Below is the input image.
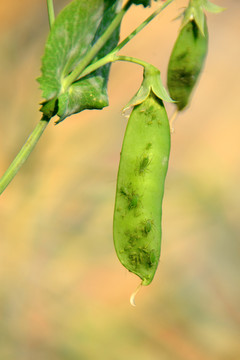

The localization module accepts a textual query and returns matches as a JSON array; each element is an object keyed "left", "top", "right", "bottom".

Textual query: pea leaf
[
  {"left": 56, "top": 0, "right": 121, "bottom": 122},
  {"left": 38, "top": 0, "right": 121, "bottom": 122},
  {"left": 39, "top": 0, "right": 103, "bottom": 100}
]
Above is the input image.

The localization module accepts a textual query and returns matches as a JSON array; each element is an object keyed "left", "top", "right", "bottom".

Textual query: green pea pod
[
  {"left": 167, "top": 17, "right": 208, "bottom": 110},
  {"left": 113, "top": 92, "right": 170, "bottom": 287}
]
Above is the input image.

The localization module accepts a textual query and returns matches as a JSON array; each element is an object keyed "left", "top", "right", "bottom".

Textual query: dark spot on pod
[
  {"left": 139, "top": 156, "right": 151, "bottom": 175},
  {"left": 128, "top": 247, "right": 157, "bottom": 270},
  {"left": 119, "top": 185, "right": 140, "bottom": 210},
  {"left": 141, "top": 219, "right": 154, "bottom": 236},
  {"left": 128, "top": 194, "right": 139, "bottom": 209},
  {"left": 145, "top": 143, "right": 152, "bottom": 150}
]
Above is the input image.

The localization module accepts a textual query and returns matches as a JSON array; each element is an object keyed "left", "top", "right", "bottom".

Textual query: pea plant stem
[
  {"left": 116, "top": 55, "right": 153, "bottom": 68},
  {"left": 76, "top": 0, "right": 175, "bottom": 81},
  {"left": 62, "top": 0, "right": 133, "bottom": 91},
  {"left": 0, "top": 119, "right": 49, "bottom": 195},
  {"left": 113, "top": 0, "right": 175, "bottom": 54},
  {"left": 79, "top": 54, "right": 150, "bottom": 80},
  {"left": 46, "top": 0, "right": 55, "bottom": 28}
]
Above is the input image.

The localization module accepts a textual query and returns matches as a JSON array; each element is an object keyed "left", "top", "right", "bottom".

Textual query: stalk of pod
[{"left": 113, "top": 90, "right": 171, "bottom": 296}]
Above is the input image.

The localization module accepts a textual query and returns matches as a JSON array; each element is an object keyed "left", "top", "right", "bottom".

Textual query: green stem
[
  {"left": 80, "top": 54, "right": 151, "bottom": 80},
  {"left": 75, "top": 0, "right": 175, "bottom": 81},
  {"left": 46, "top": 0, "right": 55, "bottom": 28},
  {"left": 0, "top": 1, "right": 55, "bottom": 195},
  {"left": 111, "top": 0, "right": 175, "bottom": 53},
  {"left": 0, "top": 119, "right": 50, "bottom": 195},
  {"left": 62, "top": 0, "right": 132, "bottom": 91},
  {"left": 116, "top": 55, "right": 151, "bottom": 68}
]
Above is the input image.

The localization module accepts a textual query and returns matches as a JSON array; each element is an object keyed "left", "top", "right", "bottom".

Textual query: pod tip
[{"left": 130, "top": 281, "right": 143, "bottom": 307}]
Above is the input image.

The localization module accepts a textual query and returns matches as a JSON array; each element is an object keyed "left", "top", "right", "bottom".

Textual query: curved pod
[{"left": 113, "top": 92, "right": 170, "bottom": 286}]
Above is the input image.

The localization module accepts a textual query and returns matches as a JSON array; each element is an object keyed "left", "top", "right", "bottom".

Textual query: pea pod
[
  {"left": 113, "top": 91, "right": 170, "bottom": 287},
  {"left": 167, "top": 16, "right": 208, "bottom": 110}
]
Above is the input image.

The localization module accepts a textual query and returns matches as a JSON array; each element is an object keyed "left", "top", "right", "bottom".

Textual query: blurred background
[{"left": 0, "top": 0, "right": 239, "bottom": 359}]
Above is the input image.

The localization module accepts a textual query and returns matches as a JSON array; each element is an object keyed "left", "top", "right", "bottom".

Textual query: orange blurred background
[{"left": 0, "top": 1, "right": 239, "bottom": 359}]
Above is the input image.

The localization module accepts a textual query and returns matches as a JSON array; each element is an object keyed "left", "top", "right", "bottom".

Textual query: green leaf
[
  {"left": 40, "top": 98, "right": 58, "bottom": 120},
  {"left": 39, "top": 0, "right": 122, "bottom": 122},
  {"left": 56, "top": 74, "right": 109, "bottom": 122},
  {"left": 56, "top": 0, "right": 122, "bottom": 122},
  {"left": 39, "top": 0, "right": 103, "bottom": 100}
]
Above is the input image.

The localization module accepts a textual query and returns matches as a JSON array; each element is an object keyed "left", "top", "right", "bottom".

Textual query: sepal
[{"left": 123, "top": 65, "right": 173, "bottom": 111}]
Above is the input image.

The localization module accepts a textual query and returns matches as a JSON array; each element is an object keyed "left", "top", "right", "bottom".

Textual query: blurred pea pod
[
  {"left": 167, "top": 16, "right": 208, "bottom": 111},
  {"left": 167, "top": 0, "right": 224, "bottom": 111}
]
